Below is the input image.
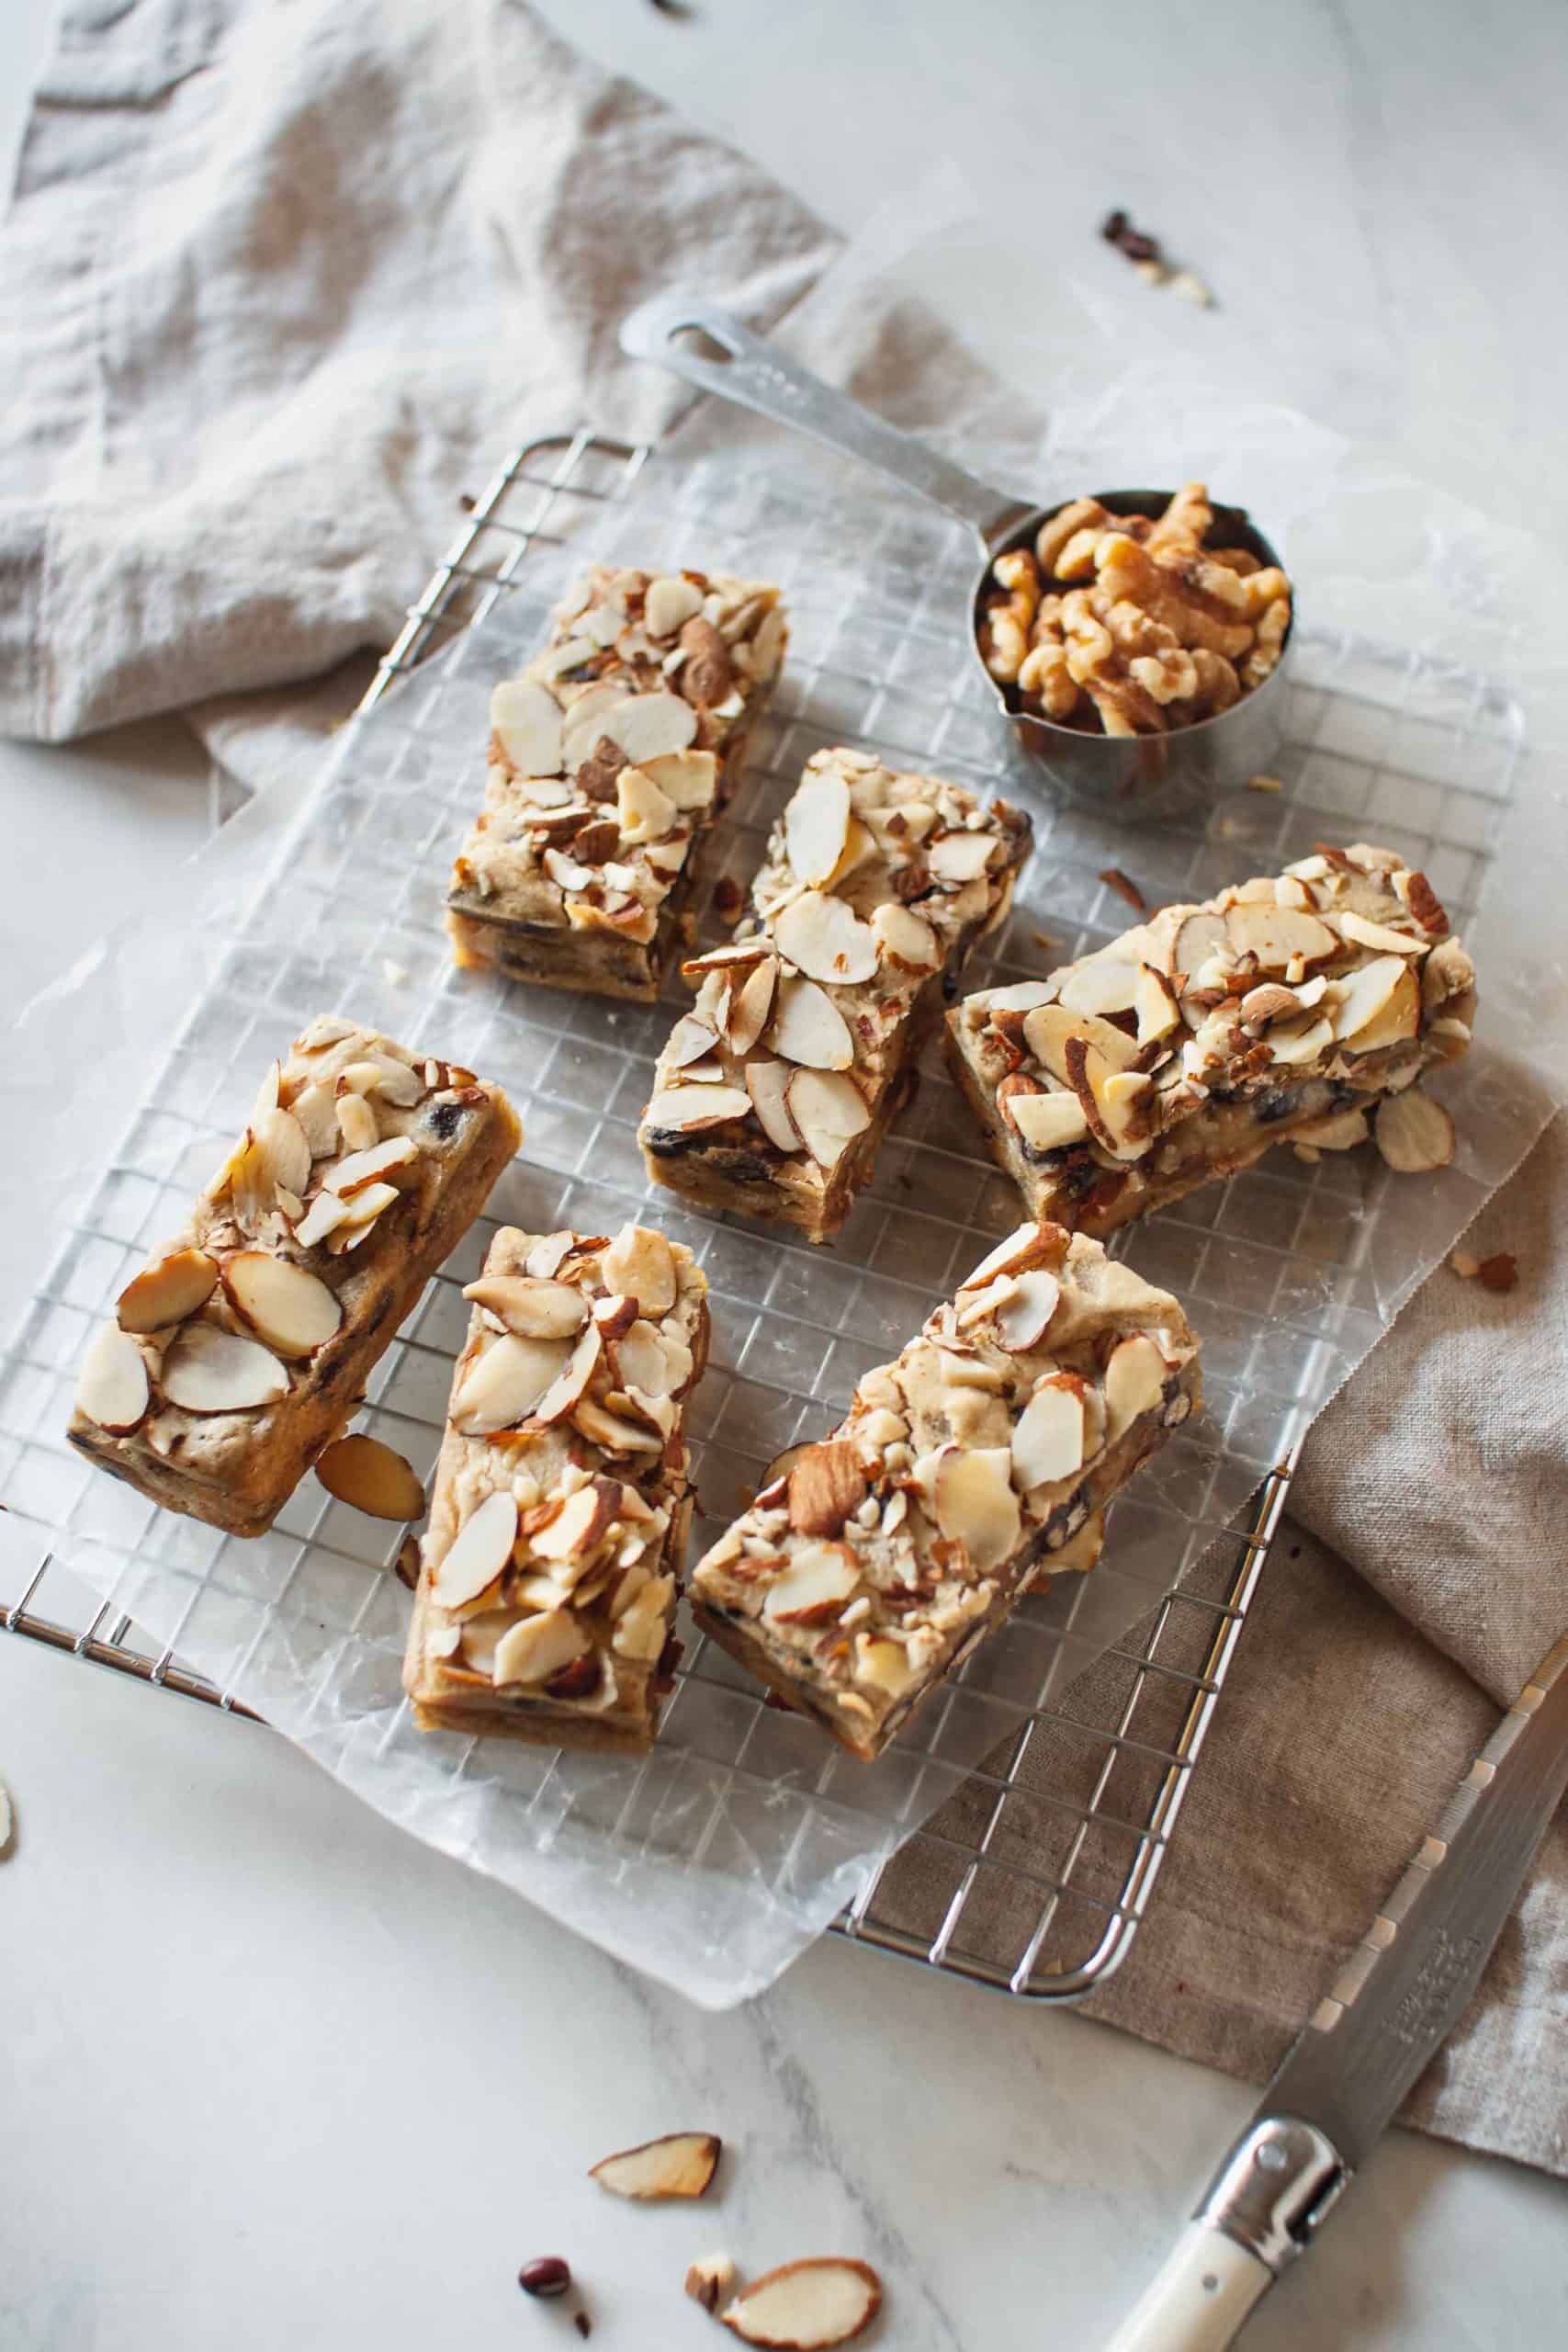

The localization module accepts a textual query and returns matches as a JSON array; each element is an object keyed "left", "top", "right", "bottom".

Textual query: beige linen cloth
[{"left": 3, "top": 0, "right": 1564, "bottom": 2173}]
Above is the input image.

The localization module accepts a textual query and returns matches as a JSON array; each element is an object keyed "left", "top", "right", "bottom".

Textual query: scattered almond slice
[
  {"left": 1103, "top": 1334, "right": 1168, "bottom": 1443},
  {"left": 590, "top": 2132, "right": 721, "bottom": 2202},
  {"left": 784, "top": 769, "right": 853, "bottom": 887},
  {"left": 462, "top": 1275, "right": 587, "bottom": 1340},
  {"left": 491, "top": 679, "right": 564, "bottom": 776},
  {"left": 1011, "top": 1376, "right": 1085, "bottom": 1489},
  {"left": 932, "top": 1446, "right": 1020, "bottom": 1571},
  {"left": 720, "top": 2257, "right": 882, "bottom": 2349},
  {"left": 525, "top": 1324, "right": 603, "bottom": 1427},
  {"left": 784, "top": 1070, "right": 871, "bottom": 1170},
  {"left": 1290, "top": 1107, "right": 1369, "bottom": 1153},
  {"left": 452, "top": 1333, "right": 572, "bottom": 1434},
  {"left": 289, "top": 1081, "right": 341, "bottom": 1158},
  {"left": 1224, "top": 902, "right": 1337, "bottom": 968},
  {"left": 1058, "top": 957, "right": 1140, "bottom": 1018},
  {"left": 315, "top": 1434, "right": 425, "bottom": 1520},
  {"left": 1023, "top": 1001, "right": 1140, "bottom": 1080},
  {"left": 602, "top": 1225, "right": 677, "bottom": 1317},
  {"left": 615, "top": 763, "right": 677, "bottom": 845},
  {"left": 335, "top": 1091, "right": 380, "bottom": 1154},
  {"left": 1374, "top": 1089, "right": 1456, "bottom": 1173},
  {"left": 929, "top": 830, "right": 996, "bottom": 884},
  {"left": 1006, "top": 1090, "right": 1090, "bottom": 1153},
  {"left": 666, "top": 1014, "right": 721, "bottom": 1071},
  {"left": 745, "top": 1061, "right": 803, "bottom": 1154},
  {"left": 160, "top": 1324, "right": 290, "bottom": 1415},
  {"left": 993, "top": 1269, "right": 1061, "bottom": 1352},
  {"left": 1337, "top": 910, "right": 1424, "bottom": 956},
  {"left": 959, "top": 1225, "right": 1062, "bottom": 1291},
  {"left": 727, "top": 956, "right": 780, "bottom": 1057},
  {"left": 763, "top": 1542, "right": 860, "bottom": 1624},
  {"left": 770, "top": 977, "right": 853, "bottom": 1072},
  {"left": 75, "top": 1324, "right": 151, "bottom": 1433},
  {"left": 293, "top": 1190, "right": 353, "bottom": 1249},
  {"left": 324, "top": 1136, "right": 419, "bottom": 1195},
  {"left": 434, "top": 1489, "right": 517, "bottom": 1612},
  {"left": 641, "top": 746, "right": 718, "bottom": 811},
  {"left": 645, "top": 575, "right": 705, "bottom": 638},
  {"left": 604, "top": 691, "right": 698, "bottom": 765},
  {"left": 254, "top": 1105, "right": 312, "bottom": 1198},
  {"left": 870, "top": 900, "right": 940, "bottom": 971},
  {"left": 773, "top": 893, "right": 878, "bottom": 987},
  {"left": 221, "top": 1253, "right": 342, "bottom": 1358},
  {"left": 612, "top": 1573, "right": 674, "bottom": 1660},
  {"left": 117, "top": 1248, "right": 219, "bottom": 1334},
  {"left": 493, "top": 1606, "right": 592, "bottom": 1689},
  {"left": 687, "top": 2255, "right": 739, "bottom": 2315},
  {"left": 1329, "top": 955, "right": 1409, "bottom": 1045},
  {"left": 644, "top": 1084, "right": 754, "bottom": 1136}
]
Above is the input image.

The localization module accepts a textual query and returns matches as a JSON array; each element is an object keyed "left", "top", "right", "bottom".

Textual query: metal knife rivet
[{"left": 1256, "top": 2142, "right": 1290, "bottom": 2173}]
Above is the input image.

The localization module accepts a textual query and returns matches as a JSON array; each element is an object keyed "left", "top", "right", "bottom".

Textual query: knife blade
[{"left": 1103, "top": 1627, "right": 1568, "bottom": 2352}]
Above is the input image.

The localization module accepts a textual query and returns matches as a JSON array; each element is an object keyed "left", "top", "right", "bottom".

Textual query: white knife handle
[{"left": 1102, "top": 2226, "right": 1271, "bottom": 2352}]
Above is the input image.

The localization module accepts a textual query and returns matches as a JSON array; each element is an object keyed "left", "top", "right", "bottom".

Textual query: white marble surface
[{"left": 5, "top": 4, "right": 1567, "bottom": 2346}]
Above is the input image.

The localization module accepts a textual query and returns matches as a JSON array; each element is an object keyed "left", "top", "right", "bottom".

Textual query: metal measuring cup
[{"left": 620, "top": 296, "right": 1292, "bottom": 820}]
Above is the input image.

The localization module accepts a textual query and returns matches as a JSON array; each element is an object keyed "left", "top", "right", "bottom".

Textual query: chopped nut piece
[
  {"left": 1477, "top": 1252, "right": 1518, "bottom": 1294},
  {"left": 687, "top": 2254, "right": 739, "bottom": 2315},
  {"left": 1099, "top": 866, "right": 1147, "bottom": 915}
]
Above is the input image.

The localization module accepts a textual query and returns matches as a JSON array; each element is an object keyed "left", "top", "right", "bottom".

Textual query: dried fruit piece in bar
[
  {"left": 639, "top": 747, "right": 1032, "bottom": 1244},
  {"left": 401, "top": 1223, "right": 708, "bottom": 1754},
  {"left": 689, "top": 1222, "right": 1200, "bottom": 1761},
  {"left": 68, "top": 1019, "right": 520, "bottom": 1537},
  {"left": 945, "top": 843, "right": 1474, "bottom": 1237},
  {"left": 447, "top": 565, "right": 786, "bottom": 1002}
]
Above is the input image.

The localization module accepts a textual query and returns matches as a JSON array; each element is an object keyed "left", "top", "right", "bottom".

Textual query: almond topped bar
[
  {"left": 945, "top": 843, "right": 1475, "bottom": 1237},
  {"left": 68, "top": 1018, "right": 521, "bottom": 1537},
  {"left": 402, "top": 1222, "right": 707, "bottom": 1753},
  {"left": 448, "top": 564, "right": 786, "bottom": 1001},
  {"left": 638, "top": 748, "right": 1032, "bottom": 1243},
  {"left": 690, "top": 1221, "right": 1200, "bottom": 1762}
]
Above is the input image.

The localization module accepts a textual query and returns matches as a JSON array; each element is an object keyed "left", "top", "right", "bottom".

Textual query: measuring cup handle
[{"left": 620, "top": 293, "right": 1030, "bottom": 547}]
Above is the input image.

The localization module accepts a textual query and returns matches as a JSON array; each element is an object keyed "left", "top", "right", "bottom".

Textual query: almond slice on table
[
  {"left": 769, "top": 976, "right": 853, "bottom": 1072},
  {"left": 721, "top": 2257, "right": 883, "bottom": 2348},
  {"left": 525, "top": 1324, "right": 603, "bottom": 1428},
  {"left": 117, "top": 1248, "right": 219, "bottom": 1334},
  {"left": 589, "top": 2132, "right": 722, "bottom": 2202},
  {"left": 491, "top": 678, "right": 564, "bottom": 776},
  {"left": 1374, "top": 1088, "right": 1456, "bottom": 1173},
  {"left": 323, "top": 1136, "right": 419, "bottom": 1195},
  {"left": 1011, "top": 1375, "right": 1085, "bottom": 1489},
  {"left": 314, "top": 1434, "right": 425, "bottom": 1520},
  {"left": 602, "top": 1223, "right": 678, "bottom": 1317},
  {"left": 1103, "top": 1333, "right": 1169, "bottom": 1443},
  {"left": 784, "top": 1069, "right": 872, "bottom": 1170},
  {"left": 784, "top": 768, "right": 853, "bottom": 887},
  {"left": 773, "top": 893, "right": 878, "bottom": 987},
  {"left": 993, "top": 1269, "right": 1061, "bottom": 1352},
  {"left": 870, "top": 900, "right": 940, "bottom": 971},
  {"left": 221, "top": 1253, "right": 342, "bottom": 1358},
  {"left": 434, "top": 1489, "right": 518, "bottom": 1612},
  {"left": 745, "top": 1060, "right": 803, "bottom": 1153},
  {"left": 932, "top": 1446, "right": 1021, "bottom": 1571},
  {"left": 603, "top": 691, "right": 698, "bottom": 765},
  {"left": 461, "top": 1275, "right": 586, "bottom": 1340},
  {"left": 451, "top": 1334, "right": 572, "bottom": 1435},
  {"left": 644, "top": 1084, "right": 754, "bottom": 1136},
  {"left": 75, "top": 1324, "right": 151, "bottom": 1433},
  {"left": 1007, "top": 1090, "right": 1091, "bottom": 1153},
  {"left": 160, "top": 1324, "right": 290, "bottom": 1414}
]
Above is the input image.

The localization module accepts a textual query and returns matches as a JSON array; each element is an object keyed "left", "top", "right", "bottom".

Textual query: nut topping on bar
[
  {"left": 690, "top": 1223, "right": 1199, "bottom": 1760},
  {"left": 946, "top": 844, "right": 1474, "bottom": 1237},
  {"left": 448, "top": 566, "right": 786, "bottom": 1001},
  {"left": 641, "top": 749, "right": 1032, "bottom": 1243},
  {"left": 402, "top": 1224, "right": 708, "bottom": 1753}
]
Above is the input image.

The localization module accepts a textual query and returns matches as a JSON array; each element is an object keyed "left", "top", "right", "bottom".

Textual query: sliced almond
[
  {"left": 461, "top": 1275, "right": 586, "bottom": 1340},
  {"left": 959, "top": 1225, "right": 1063, "bottom": 1290},
  {"left": 770, "top": 976, "right": 853, "bottom": 1072},
  {"left": 665, "top": 1013, "right": 720, "bottom": 1072},
  {"left": 1023, "top": 1001, "right": 1140, "bottom": 1080},
  {"left": 160, "top": 1324, "right": 290, "bottom": 1415},
  {"left": 574, "top": 1396, "right": 664, "bottom": 1453},
  {"left": 528, "top": 1479, "right": 622, "bottom": 1563},
  {"left": 615, "top": 763, "right": 677, "bottom": 844},
  {"left": 1374, "top": 1088, "right": 1456, "bottom": 1173},
  {"left": 761, "top": 1542, "right": 860, "bottom": 1625},
  {"left": 611, "top": 1572, "right": 675, "bottom": 1661},
  {"left": 117, "top": 1248, "right": 219, "bottom": 1334},
  {"left": 604, "top": 691, "right": 698, "bottom": 766},
  {"left": 682, "top": 938, "right": 772, "bottom": 978},
  {"left": 1171, "top": 909, "right": 1229, "bottom": 978},
  {"left": 324, "top": 1136, "right": 419, "bottom": 1195},
  {"left": 591, "top": 2132, "right": 721, "bottom": 2202},
  {"left": 1006, "top": 1091, "right": 1090, "bottom": 1153},
  {"left": 773, "top": 893, "right": 878, "bottom": 987},
  {"left": 334, "top": 1091, "right": 380, "bottom": 1154},
  {"left": 1058, "top": 957, "right": 1140, "bottom": 1018},
  {"left": 451, "top": 1333, "right": 571, "bottom": 1434},
  {"left": 1338, "top": 958, "right": 1420, "bottom": 1053},
  {"left": 932, "top": 1447, "right": 1021, "bottom": 1571},
  {"left": 491, "top": 679, "right": 563, "bottom": 777},
  {"left": 314, "top": 1433, "right": 425, "bottom": 1520},
  {"left": 493, "top": 1605, "right": 591, "bottom": 1688},
  {"left": 1291, "top": 1107, "right": 1370, "bottom": 1152},
  {"left": 322, "top": 1182, "right": 400, "bottom": 1251},
  {"left": 1103, "top": 1334, "right": 1169, "bottom": 1443},
  {"left": 855, "top": 1634, "right": 918, "bottom": 1698},
  {"left": 602, "top": 1224, "right": 678, "bottom": 1317},
  {"left": 289, "top": 1081, "right": 342, "bottom": 1158},
  {"left": 721, "top": 2258, "right": 882, "bottom": 2348},
  {"left": 745, "top": 1060, "right": 803, "bottom": 1153},
  {"left": 293, "top": 1190, "right": 353, "bottom": 1249},
  {"left": 611, "top": 1320, "right": 690, "bottom": 1399},
  {"left": 727, "top": 956, "right": 780, "bottom": 1057},
  {"left": 927, "top": 830, "right": 996, "bottom": 885},
  {"left": 784, "top": 769, "right": 852, "bottom": 887},
  {"left": 254, "top": 1106, "right": 312, "bottom": 1199},
  {"left": 640, "top": 747, "right": 718, "bottom": 812},
  {"left": 75, "top": 1324, "right": 151, "bottom": 1433},
  {"left": 525, "top": 1324, "right": 603, "bottom": 1427},
  {"left": 993, "top": 1269, "right": 1061, "bottom": 1353},
  {"left": 222, "top": 1252, "right": 342, "bottom": 1359},
  {"left": 784, "top": 1069, "right": 871, "bottom": 1169},
  {"left": 1268, "top": 1013, "right": 1334, "bottom": 1068},
  {"left": 434, "top": 1489, "right": 517, "bottom": 1611},
  {"left": 1337, "top": 909, "right": 1423, "bottom": 956},
  {"left": 870, "top": 900, "right": 940, "bottom": 971},
  {"left": 687, "top": 2256, "right": 739, "bottom": 2315},
  {"left": 1134, "top": 964, "right": 1181, "bottom": 1045},
  {"left": 644, "top": 575, "right": 705, "bottom": 639},
  {"left": 1224, "top": 902, "right": 1337, "bottom": 969},
  {"left": 643, "top": 1084, "right": 753, "bottom": 1135},
  {"left": 1011, "top": 1376, "right": 1085, "bottom": 1489},
  {"left": 559, "top": 684, "right": 627, "bottom": 770},
  {"left": 786, "top": 1440, "right": 867, "bottom": 1537}
]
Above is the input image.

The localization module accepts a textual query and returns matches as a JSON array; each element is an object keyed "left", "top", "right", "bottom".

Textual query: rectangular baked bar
[
  {"left": 68, "top": 1016, "right": 521, "bottom": 1537},
  {"left": 945, "top": 842, "right": 1475, "bottom": 1237},
  {"left": 402, "top": 1222, "right": 708, "bottom": 1753},
  {"left": 447, "top": 564, "right": 786, "bottom": 1001},
  {"left": 638, "top": 747, "right": 1032, "bottom": 1242},
  {"left": 689, "top": 1220, "right": 1199, "bottom": 1761}
]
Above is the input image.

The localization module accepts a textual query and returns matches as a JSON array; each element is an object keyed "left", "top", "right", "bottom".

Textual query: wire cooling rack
[{"left": 0, "top": 426, "right": 1534, "bottom": 2003}]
